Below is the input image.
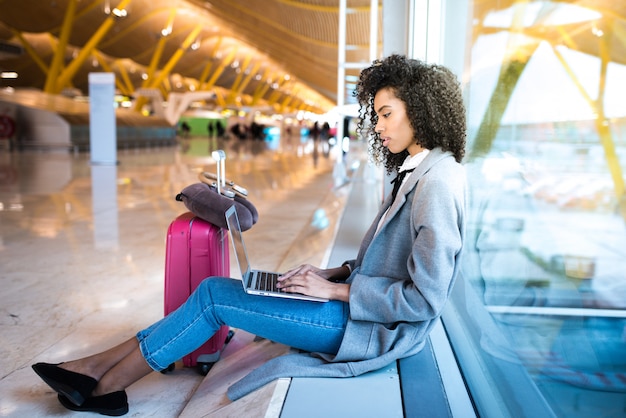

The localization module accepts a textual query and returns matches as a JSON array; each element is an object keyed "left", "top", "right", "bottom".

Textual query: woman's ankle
[
  {"left": 59, "top": 360, "right": 101, "bottom": 381},
  {"left": 92, "top": 381, "right": 125, "bottom": 397}
]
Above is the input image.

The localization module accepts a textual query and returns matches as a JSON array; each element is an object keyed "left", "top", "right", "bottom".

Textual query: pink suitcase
[{"left": 164, "top": 211, "right": 233, "bottom": 375}]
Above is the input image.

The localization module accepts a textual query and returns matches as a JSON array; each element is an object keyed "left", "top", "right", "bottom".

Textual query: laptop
[{"left": 224, "top": 205, "right": 328, "bottom": 302}]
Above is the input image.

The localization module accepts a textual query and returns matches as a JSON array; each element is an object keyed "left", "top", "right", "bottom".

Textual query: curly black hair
[{"left": 355, "top": 54, "right": 466, "bottom": 173}]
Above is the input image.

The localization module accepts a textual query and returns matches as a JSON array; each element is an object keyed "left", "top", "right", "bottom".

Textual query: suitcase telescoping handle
[
  {"left": 211, "top": 150, "right": 226, "bottom": 194},
  {"left": 198, "top": 172, "right": 248, "bottom": 197},
  {"left": 211, "top": 150, "right": 241, "bottom": 198},
  {"left": 205, "top": 148, "right": 248, "bottom": 197},
  {"left": 210, "top": 150, "right": 232, "bottom": 198},
  {"left": 208, "top": 150, "right": 247, "bottom": 198}
]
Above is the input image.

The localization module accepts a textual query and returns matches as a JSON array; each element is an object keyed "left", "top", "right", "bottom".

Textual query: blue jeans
[{"left": 137, "top": 277, "right": 349, "bottom": 371}]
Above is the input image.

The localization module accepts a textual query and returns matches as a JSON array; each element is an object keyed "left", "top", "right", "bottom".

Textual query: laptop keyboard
[{"left": 255, "top": 271, "right": 282, "bottom": 292}]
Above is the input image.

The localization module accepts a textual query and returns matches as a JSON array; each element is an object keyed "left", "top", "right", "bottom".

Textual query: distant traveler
[
  {"left": 216, "top": 121, "right": 225, "bottom": 139},
  {"left": 179, "top": 121, "right": 191, "bottom": 138}
]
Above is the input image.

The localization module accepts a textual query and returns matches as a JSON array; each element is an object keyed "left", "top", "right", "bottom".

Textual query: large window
[{"left": 442, "top": 2, "right": 626, "bottom": 417}]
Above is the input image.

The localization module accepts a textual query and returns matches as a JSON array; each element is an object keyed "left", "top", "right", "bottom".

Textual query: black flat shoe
[
  {"left": 32, "top": 362, "right": 98, "bottom": 406},
  {"left": 58, "top": 391, "right": 129, "bottom": 416}
]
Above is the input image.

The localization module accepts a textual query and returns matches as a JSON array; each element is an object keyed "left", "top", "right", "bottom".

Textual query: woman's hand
[{"left": 277, "top": 264, "right": 350, "bottom": 302}]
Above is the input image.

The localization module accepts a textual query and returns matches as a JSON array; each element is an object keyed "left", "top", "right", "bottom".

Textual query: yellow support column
[
  {"left": 159, "top": 82, "right": 169, "bottom": 100},
  {"left": 55, "top": 0, "right": 133, "bottom": 93},
  {"left": 11, "top": 30, "right": 48, "bottom": 74},
  {"left": 469, "top": 2, "right": 536, "bottom": 160},
  {"left": 144, "top": 8, "right": 177, "bottom": 86},
  {"left": 214, "top": 90, "right": 226, "bottom": 108},
  {"left": 115, "top": 61, "right": 135, "bottom": 96},
  {"left": 226, "top": 54, "right": 252, "bottom": 104},
  {"left": 145, "top": 24, "right": 203, "bottom": 90},
  {"left": 204, "top": 47, "right": 238, "bottom": 91},
  {"left": 266, "top": 77, "right": 290, "bottom": 107},
  {"left": 44, "top": 0, "right": 77, "bottom": 93},
  {"left": 250, "top": 69, "right": 270, "bottom": 105},
  {"left": 133, "top": 9, "right": 177, "bottom": 112},
  {"left": 93, "top": 52, "right": 129, "bottom": 95},
  {"left": 552, "top": 34, "right": 625, "bottom": 217},
  {"left": 596, "top": 26, "right": 625, "bottom": 216},
  {"left": 235, "top": 62, "right": 261, "bottom": 98},
  {"left": 198, "top": 37, "right": 223, "bottom": 89},
  {"left": 280, "top": 87, "right": 298, "bottom": 113}
]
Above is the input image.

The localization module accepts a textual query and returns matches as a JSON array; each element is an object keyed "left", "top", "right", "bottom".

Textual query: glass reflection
[{"left": 447, "top": 1, "right": 626, "bottom": 417}]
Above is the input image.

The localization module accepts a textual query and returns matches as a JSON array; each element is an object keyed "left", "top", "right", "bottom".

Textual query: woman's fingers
[
  {"left": 277, "top": 270, "right": 322, "bottom": 292},
  {"left": 278, "top": 264, "right": 315, "bottom": 281}
]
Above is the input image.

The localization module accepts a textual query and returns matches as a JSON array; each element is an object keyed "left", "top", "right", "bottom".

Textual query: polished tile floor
[{"left": 0, "top": 136, "right": 376, "bottom": 417}]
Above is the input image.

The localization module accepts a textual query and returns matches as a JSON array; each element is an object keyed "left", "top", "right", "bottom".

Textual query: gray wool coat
[{"left": 228, "top": 147, "right": 467, "bottom": 400}]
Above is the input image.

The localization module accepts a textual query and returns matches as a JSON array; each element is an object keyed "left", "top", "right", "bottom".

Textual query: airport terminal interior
[{"left": 1, "top": 1, "right": 626, "bottom": 417}]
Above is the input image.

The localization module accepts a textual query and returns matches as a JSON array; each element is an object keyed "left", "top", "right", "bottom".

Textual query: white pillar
[{"left": 89, "top": 72, "right": 117, "bottom": 165}]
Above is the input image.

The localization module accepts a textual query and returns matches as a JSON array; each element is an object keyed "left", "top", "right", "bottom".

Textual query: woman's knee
[{"left": 195, "top": 277, "right": 238, "bottom": 302}]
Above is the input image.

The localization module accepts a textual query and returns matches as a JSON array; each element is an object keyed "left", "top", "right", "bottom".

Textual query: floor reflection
[
  {"left": 0, "top": 136, "right": 356, "bottom": 417},
  {"left": 91, "top": 164, "right": 119, "bottom": 249}
]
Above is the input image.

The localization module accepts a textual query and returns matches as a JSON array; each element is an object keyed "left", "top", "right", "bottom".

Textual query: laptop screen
[{"left": 225, "top": 206, "right": 250, "bottom": 279}]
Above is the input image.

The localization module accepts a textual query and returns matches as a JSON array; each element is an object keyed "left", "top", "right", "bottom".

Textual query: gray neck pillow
[{"left": 176, "top": 183, "right": 257, "bottom": 231}]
